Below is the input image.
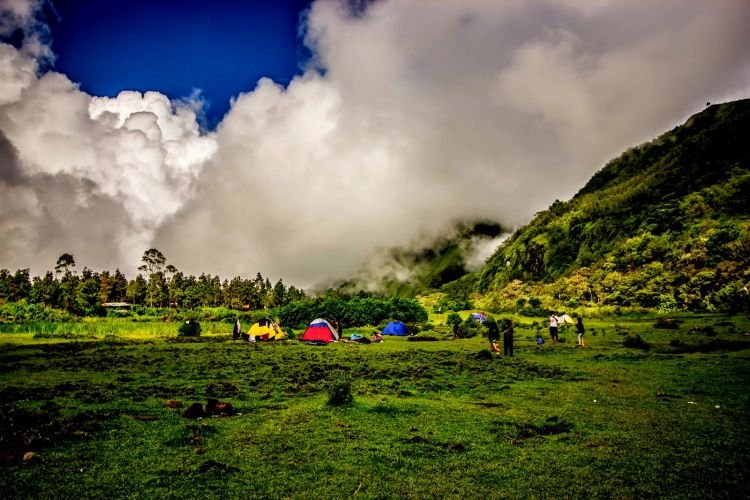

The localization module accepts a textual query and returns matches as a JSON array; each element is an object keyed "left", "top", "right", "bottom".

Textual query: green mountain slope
[
  {"left": 325, "top": 220, "right": 505, "bottom": 299},
  {"left": 478, "top": 99, "right": 750, "bottom": 312}
]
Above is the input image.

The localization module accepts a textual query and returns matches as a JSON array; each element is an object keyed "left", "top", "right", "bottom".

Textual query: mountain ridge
[{"left": 477, "top": 99, "right": 750, "bottom": 312}]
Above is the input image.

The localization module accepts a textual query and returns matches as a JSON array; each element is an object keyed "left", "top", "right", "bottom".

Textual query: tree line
[
  {"left": 277, "top": 296, "right": 428, "bottom": 329},
  {"left": 0, "top": 249, "right": 305, "bottom": 316}
]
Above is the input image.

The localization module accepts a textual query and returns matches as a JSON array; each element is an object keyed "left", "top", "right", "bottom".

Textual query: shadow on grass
[
  {"left": 658, "top": 339, "right": 750, "bottom": 354},
  {"left": 491, "top": 416, "right": 574, "bottom": 445}
]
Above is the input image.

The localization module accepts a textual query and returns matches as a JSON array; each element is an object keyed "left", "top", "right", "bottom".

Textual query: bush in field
[
  {"left": 454, "top": 317, "right": 480, "bottom": 339},
  {"left": 623, "top": 334, "right": 649, "bottom": 350},
  {"left": 446, "top": 312, "right": 462, "bottom": 327},
  {"left": 327, "top": 380, "right": 354, "bottom": 406},
  {"left": 433, "top": 296, "right": 473, "bottom": 312},
  {"left": 445, "top": 312, "right": 470, "bottom": 338},
  {"left": 178, "top": 319, "right": 202, "bottom": 337}
]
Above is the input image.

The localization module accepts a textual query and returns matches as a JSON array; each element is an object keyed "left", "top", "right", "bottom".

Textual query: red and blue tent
[{"left": 300, "top": 318, "right": 339, "bottom": 343}]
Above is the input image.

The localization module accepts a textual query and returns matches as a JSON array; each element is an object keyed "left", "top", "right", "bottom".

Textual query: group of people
[
  {"left": 484, "top": 312, "right": 586, "bottom": 355},
  {"left": 548, "top": 313, "right": 585, "bottom": 346},
  {"left": 485, "top": 318, "right": 514, "bottom": 356}
]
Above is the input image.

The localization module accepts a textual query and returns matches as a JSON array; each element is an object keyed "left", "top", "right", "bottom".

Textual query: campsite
[
  {"left": 2, "top": 311, "right": 749, "bottom": 498},
  {"left": 1, "top": 1, "right": 750, "bottom": 497}
]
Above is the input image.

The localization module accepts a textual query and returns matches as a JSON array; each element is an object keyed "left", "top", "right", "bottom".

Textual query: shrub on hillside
[
  {"left": 446, "top": 312, "right": 462, "bottom": 327},
  {"left": 433, "top": 297, "right": 473, "bottom": 312}
]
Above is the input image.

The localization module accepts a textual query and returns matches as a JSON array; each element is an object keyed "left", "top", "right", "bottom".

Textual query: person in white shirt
[{"left": 549, "top": 313, "right": 559, "bottom": 345}]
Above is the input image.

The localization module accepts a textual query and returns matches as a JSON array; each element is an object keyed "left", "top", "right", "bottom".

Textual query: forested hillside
[
  {"left": 328, "top": 221, "right": 504, "bottom": 300},
  {"left": 478, "top": 99, "right": 750, "bottom": 312}
]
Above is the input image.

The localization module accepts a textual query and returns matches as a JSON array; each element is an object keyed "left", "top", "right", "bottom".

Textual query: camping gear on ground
[
  {"left": 249, "top": 318, "right": 287, "bottom": 340},
  {"left": 470, "top": 312, "right": 488, "bottom": 323},
  {"left": 300, "top": 318, "right": 339, "bottom": 343},
  {"left": 382, "top": 321, "right": 408, "bottom": 336}
]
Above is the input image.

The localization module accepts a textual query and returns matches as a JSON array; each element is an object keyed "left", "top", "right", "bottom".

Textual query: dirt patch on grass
[{"left": 0, "top": 404, "right": 119, "bottom": 463}]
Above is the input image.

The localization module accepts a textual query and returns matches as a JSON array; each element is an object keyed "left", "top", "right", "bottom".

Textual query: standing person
[
  {"left": 576, "top": 317, "right": 585, "bottom": 347},
  {"left": 503, "top": 319, "right": 514, "bottom": 357},
  {"left": 336, "top": 319, "right": 344, "bottom": 338},
  {"left": 485, "top": 318, "right": 500, "bottom": 354},
  {"left": 232, "top": 317, "right": 242, "bottom": 340},
  {"left": 549, "top": 312, "right": 559, "bottom": 345}
]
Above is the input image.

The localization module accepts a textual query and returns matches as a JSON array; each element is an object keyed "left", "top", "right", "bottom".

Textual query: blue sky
[{"left": 49, "top": 0, "right": 313, "bottom": 127}]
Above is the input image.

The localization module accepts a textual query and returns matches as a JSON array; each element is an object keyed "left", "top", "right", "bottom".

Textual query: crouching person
[{"left": 485, "top": 318, "right": 500, "bottom": 354}]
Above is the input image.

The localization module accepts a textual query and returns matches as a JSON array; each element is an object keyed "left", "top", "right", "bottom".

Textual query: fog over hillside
[{"left": 1, "top": 0, "right": 749, "bottom": 287}]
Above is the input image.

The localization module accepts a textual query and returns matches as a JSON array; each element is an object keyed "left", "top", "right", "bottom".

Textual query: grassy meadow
[{"left": 2, "top": 313, "right": 750, "bottom": 498}]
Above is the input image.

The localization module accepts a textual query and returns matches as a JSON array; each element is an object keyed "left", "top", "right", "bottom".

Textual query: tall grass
[{"left": 0, "top": 318, "right": 235, "bottom": 339}]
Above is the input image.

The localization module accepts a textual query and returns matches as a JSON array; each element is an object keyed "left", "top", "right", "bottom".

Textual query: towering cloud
[
  {"left": 1, "top": 0, "right": 750, "bottom": 286},
  {"left": 0, "top": 6, "right": 217, "bottom": 271},
  {"left": 155, "top": 0, "right": 750, "bottom": 285}
]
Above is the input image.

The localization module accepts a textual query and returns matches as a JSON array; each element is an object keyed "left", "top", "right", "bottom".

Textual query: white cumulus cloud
[
  {"left": 0, "top": 23, "right": 217, "bottom": 271},
  {"left": 155, "top": 0, "right": 750, "bottom": 286},
  {"left": 1, "top": 0, "right": 750, "bottom": 288}
]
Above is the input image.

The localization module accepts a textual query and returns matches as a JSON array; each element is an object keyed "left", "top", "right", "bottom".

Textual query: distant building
[{"left": 101, "top": 302, "right": 132, "bottom": 309}]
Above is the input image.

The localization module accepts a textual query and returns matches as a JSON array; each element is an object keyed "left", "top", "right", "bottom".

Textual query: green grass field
[{"left": 2, "top": 314, "right": 749, "bottom": 498}]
